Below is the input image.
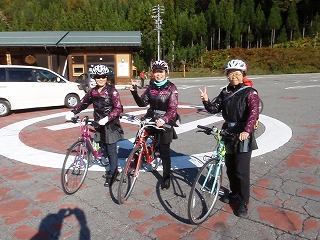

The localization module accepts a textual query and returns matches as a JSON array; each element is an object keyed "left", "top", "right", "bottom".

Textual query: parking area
[{"left": 0, "top": 74, "right": 319, "bottom": 239}]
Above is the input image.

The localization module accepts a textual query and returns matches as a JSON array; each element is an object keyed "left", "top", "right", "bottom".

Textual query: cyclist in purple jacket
[
  {"left": 130, "top": 60, "right": 179, "bottom": 190},
  {"left": 66, "top": 64, "right": 124, "bottom": 187},
  {"left": 199, "top": 59, "right": 259, "bottom": 217}
]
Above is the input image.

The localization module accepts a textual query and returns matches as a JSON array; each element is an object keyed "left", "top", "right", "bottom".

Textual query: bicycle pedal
[{"left": 99, "top": 157, "right": 109, "bottom": 166}]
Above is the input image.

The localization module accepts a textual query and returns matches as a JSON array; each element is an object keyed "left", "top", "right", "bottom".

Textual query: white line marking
[
  {"left": 285, "top": 85, "right": 320, "bottom": 90},
  {"left": 0, "top": 105, "right": 292, "bottom": 171}
]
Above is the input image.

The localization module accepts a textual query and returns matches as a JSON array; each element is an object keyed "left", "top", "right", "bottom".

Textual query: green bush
[
  {"left": 170, "top": 38, "right": 320, "bottom": 77},
  {"left": 201, "top": 45, "right": 320, "bottom": 75}
]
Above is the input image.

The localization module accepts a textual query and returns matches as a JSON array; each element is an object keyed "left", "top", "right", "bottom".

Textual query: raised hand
[
  {"left": 129, "top": 79, "right": 137, "bottom": 92},
  {"left": 199, "top": 87, "right": 208, "bottom": 101}
]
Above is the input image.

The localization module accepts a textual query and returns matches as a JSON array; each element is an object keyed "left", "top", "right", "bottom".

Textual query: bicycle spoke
[
  {"left": 61, "top": 140, "right": 90, "bottom": 194},
  {"left": 188, "top": 159, "right": 221, "bottom": 224}
]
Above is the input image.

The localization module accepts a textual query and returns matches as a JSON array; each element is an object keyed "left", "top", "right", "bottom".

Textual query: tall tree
[
  {"left": 286, "top": 2, "right": 300, "bottom": 41},
  {"left": 241, "top": 0, "right": 255, "bottom": 48},
  {"left": 268, "top": 3, "right": 282, "bottom": 47},
  {"left": 162, "top": 0, "right": 178, "bottom": 66},
  {"left": 205, "top": 0, "right": 219, "bottom": 50},
  {"left": 253, "top": 3, "right": 266, "bottom": 48},
  {"left": 220, "top": 0, "right": 234, "bottom": 49}
]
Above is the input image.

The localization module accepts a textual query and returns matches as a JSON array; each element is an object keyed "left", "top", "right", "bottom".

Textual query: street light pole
[{"left": 152, "top": 5, "right": 164, "bottom": 61}]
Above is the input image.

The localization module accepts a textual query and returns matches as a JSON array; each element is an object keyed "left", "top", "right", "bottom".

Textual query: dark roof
[
  {"left": 59, "top": 31, "right": 141, "bottom": 47},
  {"left": 0, "top": 31, "right": 68, "bottom": 47},
  {"left": 0, "top": 31, "right": 141, "bottom": 47}
]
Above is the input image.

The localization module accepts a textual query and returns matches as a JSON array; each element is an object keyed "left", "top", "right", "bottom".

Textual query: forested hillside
[{"left": 0, "top": 0, "right": 319, "bottom": 71}]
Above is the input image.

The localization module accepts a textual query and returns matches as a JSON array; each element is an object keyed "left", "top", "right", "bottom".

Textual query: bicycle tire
[
  {"left": 117, "top": 146, "right": 142, "bottom": 204},
  {"left": 259, "top": 99, "right": 264, "bottom": 114},
  {"left": 61, "top": 140, "right": 90, "bottom": 194},
  {"left": 187, "top": 158, "right": 222, "bottom": 224}
]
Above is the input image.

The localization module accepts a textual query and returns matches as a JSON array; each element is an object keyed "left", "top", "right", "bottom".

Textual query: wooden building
[{"left": 0, "top": 31, "right": 141, "bottom": 85}]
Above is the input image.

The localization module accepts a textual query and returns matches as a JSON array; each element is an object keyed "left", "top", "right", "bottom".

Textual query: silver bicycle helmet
[
  {"left": 225, "top": 59, "right": 247, "bottom": 73},
  {"left": 152, "top": 60, "right": 169, "bottom": 71},
  {"left": 91, "top": 64, "right": 109, "bottom": 78}
]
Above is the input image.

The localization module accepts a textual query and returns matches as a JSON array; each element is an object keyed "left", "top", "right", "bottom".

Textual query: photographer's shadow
[{"left": 31, "top": 207, "right": 90, "bottom": 240}]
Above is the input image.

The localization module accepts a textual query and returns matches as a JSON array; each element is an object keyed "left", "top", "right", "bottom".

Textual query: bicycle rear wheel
[
  {"left": 61, "top": 140, "right": 90, "bottom": 194},
  {"left": 188, "top": 158, "right": 221, "bottom": 224},
  {"left": 117, "top": 146, "right": 142, "bottom": 204}
]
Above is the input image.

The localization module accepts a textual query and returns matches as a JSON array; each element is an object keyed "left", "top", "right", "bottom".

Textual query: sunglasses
[
  {"left": 94, "top": 75, "right": 107, "bottom": 79},
  {"left": 153, "top": 69, "right": 166, "bottom": 73}
]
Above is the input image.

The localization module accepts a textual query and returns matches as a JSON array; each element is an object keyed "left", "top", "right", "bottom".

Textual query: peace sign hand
[
  {"left": 130, "top": 79, "right": 137, "bottom": 92},
  {"left": 199, "top": 87, "right": 208, "bottom": 102}
]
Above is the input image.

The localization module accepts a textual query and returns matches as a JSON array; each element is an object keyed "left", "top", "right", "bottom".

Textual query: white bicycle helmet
[
  {"left": 152, "top": 60, "right": 169, "bottom": 71},
  {"left": 225, "top": 59, "right": 247, "bottom": 73},
  {"left": 91, "top": 64, "right": 110, "bottom": 78}
]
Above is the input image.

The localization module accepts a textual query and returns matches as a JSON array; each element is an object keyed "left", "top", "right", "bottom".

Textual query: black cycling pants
[
  {"left": 102, "top": 143, "right": 118, "bottom": 174},
  {"left": 225, "top": 152, "right": 252, "bottom": 205},
  {"left": 159, "top": 142, "right": 171, "bottom": 179}
]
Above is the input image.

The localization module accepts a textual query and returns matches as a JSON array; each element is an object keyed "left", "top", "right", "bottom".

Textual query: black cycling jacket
[
  {"left": 203, "top": 83, "right": 259, "bottom": 134},
  {"left": 131, "top": 80, "right": 178, "bottom": 124}
]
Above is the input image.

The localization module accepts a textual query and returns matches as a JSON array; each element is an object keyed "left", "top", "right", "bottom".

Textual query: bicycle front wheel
[
  {"left": 259, "top": 99, "right": 264, "bottom": 114},
  {"left": 117, "top": 146, "right": 142, "bottom": 204},
  {"left": 188, "top": 158, "right": 222, "bottom": 224},
  {"left": 61, "top": 140, "right": 90, "bottom": 194}
]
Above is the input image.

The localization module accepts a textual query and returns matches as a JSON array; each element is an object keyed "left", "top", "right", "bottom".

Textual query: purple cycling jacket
[
  {"left": 131, "top": 80, "right": 178, "bottom": 124},
  {"left": 72, "top": 85, "right": 122, "bottom": 122}
]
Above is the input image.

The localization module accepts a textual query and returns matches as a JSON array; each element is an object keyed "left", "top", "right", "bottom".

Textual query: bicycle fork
[{"left": 75, "top": 143, "right": 87, "bottom": 169}]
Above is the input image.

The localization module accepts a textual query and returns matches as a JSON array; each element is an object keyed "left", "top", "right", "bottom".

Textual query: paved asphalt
[{"left": 0, "top": 73, "right": 319, "bottom": 239}]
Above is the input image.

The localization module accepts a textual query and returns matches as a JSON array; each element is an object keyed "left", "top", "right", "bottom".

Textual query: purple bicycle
[{"left": 61, "top": 116, "right": 108, "bottom": 194}]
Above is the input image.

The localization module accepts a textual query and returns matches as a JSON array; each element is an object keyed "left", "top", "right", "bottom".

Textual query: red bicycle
[{"left": 117, "top": 113, "right": 167, "bottom": 204}]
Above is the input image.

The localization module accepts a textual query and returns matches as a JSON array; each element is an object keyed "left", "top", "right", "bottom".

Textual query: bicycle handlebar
[
  {"left": 121, "top": 113, "right": 171, "bottom": 129},
  {"left": 68, "top": 116, "right": 95, "bottom": 126},
  {"left": 197, "top": 125, "right": 236, "bottom": 140}
]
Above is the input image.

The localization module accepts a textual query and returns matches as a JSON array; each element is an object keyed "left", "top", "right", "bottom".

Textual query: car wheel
[
  {"left": 0, "top": 100, "right": 11, "bottom": 117},
  {"left": 65, "top": 94, "right": 80, "bottom": 108}
]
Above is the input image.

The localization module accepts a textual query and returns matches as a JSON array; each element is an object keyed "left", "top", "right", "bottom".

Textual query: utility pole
[{"left": 152, "top": 5, "right": 164, "bottom": 61}]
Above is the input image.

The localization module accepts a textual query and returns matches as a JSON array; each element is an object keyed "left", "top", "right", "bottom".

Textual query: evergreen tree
[
  {"left": 287, "top": 2, "right": 300, "bottom": 41},
  {"left": 162, "top": 0, "right": 178, "bottom": 67},
  {"left": 241, "top": 0, "right": 255, "bottom": 48},
  {"left": 220, "top": 0, "right": 234, "bottom": 49},
  {"left": 253, "top": 3, "right": 266, "bottom": 48},
  {"left": 268, "top": 3, "right": 282, "bottom": 47},
  {"left": 205, "top": 0, "right": 219, "bottom": 50},
  {"left": 276, "top": 25, "right": 288, "bottom": 43}
]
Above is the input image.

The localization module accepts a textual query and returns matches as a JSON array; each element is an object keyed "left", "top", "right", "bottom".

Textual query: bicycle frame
[
  {"left": 133, "top": 125, "right": 157, "bottom": 164},
  {"left": 76, "top": 116, "right": 103, "bottom": 160},
  {"left": 200, "top": 129, "right": 226, "bottom": 194},
  {"left": 124, "top": 114, "right": 164, "bottom": 163}
]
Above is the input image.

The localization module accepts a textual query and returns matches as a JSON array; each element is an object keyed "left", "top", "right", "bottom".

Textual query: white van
[{"left": 0, "top": 65, "right": 85, "bottom": 116}]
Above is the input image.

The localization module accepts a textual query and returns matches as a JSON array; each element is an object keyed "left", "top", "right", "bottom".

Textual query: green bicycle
[{"left": 187, "top": 125, "right": 235, "bottom": 225}]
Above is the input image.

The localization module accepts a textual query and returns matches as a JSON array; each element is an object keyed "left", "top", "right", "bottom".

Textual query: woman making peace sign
[{"left": 199, "top": 59, "right": 260, "bottom": 217}]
